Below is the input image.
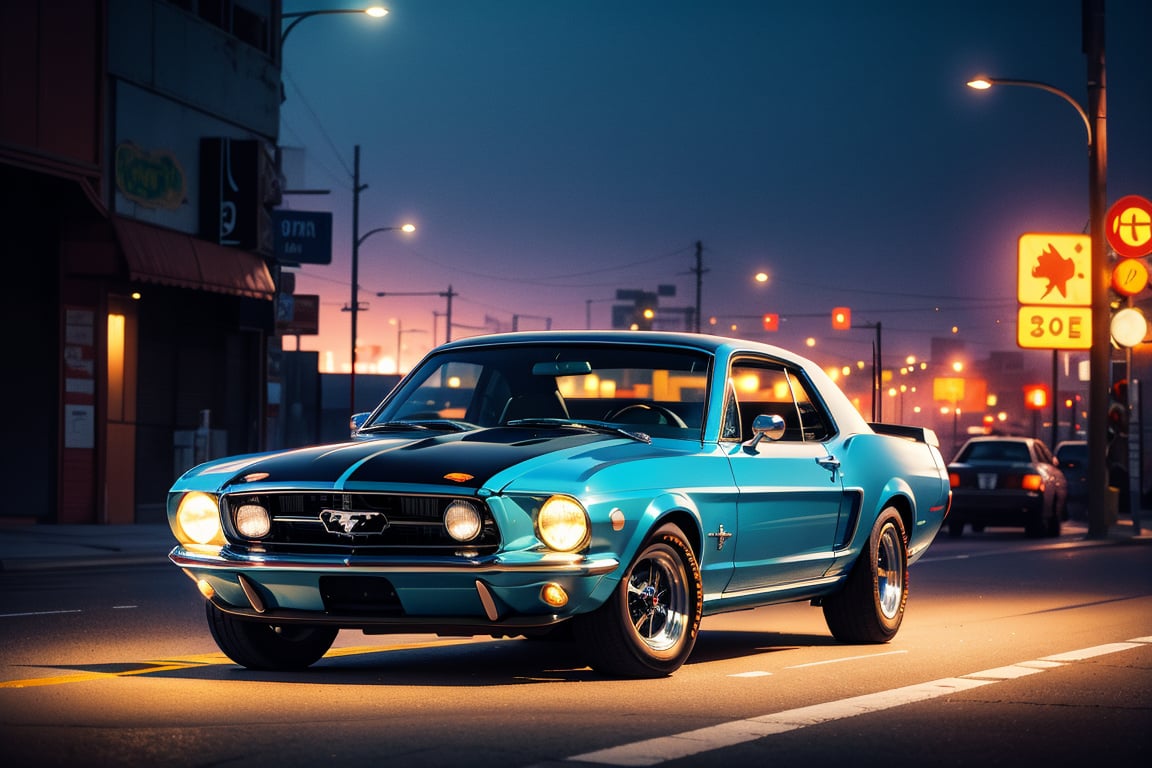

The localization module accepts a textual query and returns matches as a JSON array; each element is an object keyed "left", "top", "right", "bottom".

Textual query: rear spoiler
[{"left": 869, "top": 423, "right": 940, "bottom": 449}]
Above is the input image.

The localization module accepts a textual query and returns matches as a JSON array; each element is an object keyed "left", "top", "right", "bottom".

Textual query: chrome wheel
[
  {"left": 626, "top": 545, "right": 691, "bottom": 653},
  {"left": 822, "top": 506, "right": 908, "bottom": 643},
  {"left": 574, "top": 523, "right": 702, "bottom": 677},
  {"left": 876, "top": 520, "right": 905, "bottom": 620}
]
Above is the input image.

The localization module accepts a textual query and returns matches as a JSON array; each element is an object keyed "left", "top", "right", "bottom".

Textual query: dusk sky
[{"left": 276, "top": 0, "right": 1152, "bottom": 376}]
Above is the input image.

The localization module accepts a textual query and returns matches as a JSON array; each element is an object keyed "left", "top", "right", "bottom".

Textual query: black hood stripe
[{"left": 226, "top": 427, "right": 614, "bottom": 489}]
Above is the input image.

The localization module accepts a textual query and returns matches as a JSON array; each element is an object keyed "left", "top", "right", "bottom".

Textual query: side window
[
  {"left": 720, "top": 379, "right": 740, "bottom": 440},
  {"left": 728, "top": 359, "right": 834, "bottom": 442}
]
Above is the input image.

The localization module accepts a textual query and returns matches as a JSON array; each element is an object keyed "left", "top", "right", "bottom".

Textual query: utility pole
[
  {"left": 349, "top": 145, "right": 366, "bottom": 416},
  {"left": 1084, "top": 0, "right": 1110, "bottom": 538},
  {"left": 444, "top": 285, "right": 456, "bottom": 342},
  {"left": 690, "top": 240, "right": 708, "bottom": 333},
  {"left": 376, "top": 285, "right": 457, "bottom": 344}
]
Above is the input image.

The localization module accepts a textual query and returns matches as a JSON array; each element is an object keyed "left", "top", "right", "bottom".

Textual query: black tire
[
  {"left": 206, "top": 601, "right": 338, "bottom": 670},
  {"left": 947, "top": 519, "right": 965, "bottom": 538},
  {"left": 1045, "top": 504, "right": 1062, "bottom": 538},
  {"left": 1024, "top": 507, "right": 1046, "bottom": 538},
  {"left": 823, "top": 507, "right": 908, "bottom": 643},
  {"left": 573, "top": 523, "right": 702, "bottom": 678}
]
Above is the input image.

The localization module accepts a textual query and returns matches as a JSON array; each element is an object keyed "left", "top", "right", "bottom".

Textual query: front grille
[{"left": 222, "top": 492, "right": 500, "bottom": 556}]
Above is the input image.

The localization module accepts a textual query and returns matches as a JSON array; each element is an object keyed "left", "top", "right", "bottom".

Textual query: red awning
[{"left": 112, "top": 216, "right": 275, "bottom": 300}]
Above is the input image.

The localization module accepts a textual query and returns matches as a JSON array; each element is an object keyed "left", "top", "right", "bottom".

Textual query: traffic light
[
  {"left": 1023, "top": 384, "right": 1049, "bottom": 410},
  {"left": 1108, "top": 379, "right": 1128, "bottom": 440},
  {"left": 831, "top": 307, "right": 851, "bottom": 330},
  {"left": 762, "top": 313, "right": 779, "bottom": 332}
]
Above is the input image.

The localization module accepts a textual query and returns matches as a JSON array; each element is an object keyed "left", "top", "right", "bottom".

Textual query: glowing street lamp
[
  {"left": 966, "top": 17, "right": 1109, "bottom": 538},
  {"left": 281, "top": 6, "right": 389, "bottom": 45}
]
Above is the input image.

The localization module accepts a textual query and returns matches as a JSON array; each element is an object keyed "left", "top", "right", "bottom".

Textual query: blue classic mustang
[{"left": 168, "top": 331, "right": 951, "bottom": 677}]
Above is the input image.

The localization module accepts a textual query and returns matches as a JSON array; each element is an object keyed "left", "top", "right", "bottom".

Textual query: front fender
[{"left": 586, "top": 491, "right": 705, "bottom": 604}]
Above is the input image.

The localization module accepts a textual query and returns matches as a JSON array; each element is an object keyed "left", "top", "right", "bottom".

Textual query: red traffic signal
[
  {"left": 831, "top": 307, "right": 851, "bottom": 330},
  {"left": 1023, "top": 384, "right": 1049, "bottom": 410},
  {"left": 762, "top": 313, "right": 779, "bottom": 332}
]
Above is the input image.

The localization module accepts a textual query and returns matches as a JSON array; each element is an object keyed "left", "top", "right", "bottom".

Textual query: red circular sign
[{"left": 1106, "top": 194, "right": 1152, "bottom": 258}]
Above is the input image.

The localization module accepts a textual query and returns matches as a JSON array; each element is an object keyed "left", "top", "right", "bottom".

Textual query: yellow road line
[{"left": 0, "top": 638, "right": 484, "bottom": 689}]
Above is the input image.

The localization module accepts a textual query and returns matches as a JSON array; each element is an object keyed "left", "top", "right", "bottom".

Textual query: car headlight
[
  {"left": 444, "top": 500, "right": 483, "bottom": 542},
  {"left": 537, "top": 495, "right": 589, "bottom": 552},
  {"left": 176, "top": 492, "right": 224, "bottom": 545},
  {"left": 234, "top": 502, "right": 271, "bottom": 538}
]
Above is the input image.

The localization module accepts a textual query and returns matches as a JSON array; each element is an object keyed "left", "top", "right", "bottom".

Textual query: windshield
[
  {"left": 363, "top": 343, "right": 712, "bottom": 438},
  {"left": 958, "top": 440, "right": 1032, "bottom": 463}
]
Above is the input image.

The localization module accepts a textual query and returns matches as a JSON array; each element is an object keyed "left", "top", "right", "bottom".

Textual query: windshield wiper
[
  {"left": 504, "top": 418, "right": 651, "bottom": 444},
  {"left": 416, "top": 420, "right": 476, "bottom": 432},
  {"left": 357, "top": 421, "right": 431, "bottom": 433},
  {"left": 360, "top": 419, "right": 477, "bottom": 433}
]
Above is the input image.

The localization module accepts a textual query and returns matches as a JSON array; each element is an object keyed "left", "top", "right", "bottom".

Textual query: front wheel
[
  {"left": 207, "top": 601, "right": 338, "bottom": 670},
  {"left": 822, "top": 507, "right": 908, "bottom": 643},
  {"left": 573, "top": 523, "right": 702, "bottom": 678}
]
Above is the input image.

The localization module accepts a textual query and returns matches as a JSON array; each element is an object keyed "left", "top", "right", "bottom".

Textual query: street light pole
[
  {"left": 375, "top": 287, "right": 457, "bottom": 344},
  {"left": 346, "top": 146, "right": 416, "bottom": 415},
  {"left": 393, "top": 320, "right": 428, "bottom": 374},
  {"left": 281, "top": 6, "right": 389, "bottom": 46},
  {"left": 845, "top": 320, "right": 883, "bottom": 422},
  {"left": 277, "top": 9, "right": 396, "bottom": 416},
  {"left": 1085, "top": 0, "right": 1110, "bottom": 539},
  {"left": 966, "top": 0, "right": 1109, "bottom": 536}
]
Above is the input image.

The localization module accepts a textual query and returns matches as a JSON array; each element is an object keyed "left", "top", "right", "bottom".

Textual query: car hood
[{"left": 177, "top": 426, "right": 639, "bottom": 493}]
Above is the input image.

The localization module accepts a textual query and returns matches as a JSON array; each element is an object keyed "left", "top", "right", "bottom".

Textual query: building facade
[{"left": 0, "top": 0, "right": 282, "bottom": 524}]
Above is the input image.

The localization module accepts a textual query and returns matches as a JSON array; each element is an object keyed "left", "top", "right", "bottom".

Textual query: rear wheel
[
  {"left": 823, "top": 507, "right": 908, "bottom": 643},
  {"left": 1025, "top": 507, "right": 1046, "bottom": 538},
  {"left": 207, "top": 602, "right": 338, "bottom": 670},
  {"left": 1045, "top": 500, "right": 1063, "bottom": 537},
  {"left": 574, "top": 523, "right": 702, "bottom": 678}
]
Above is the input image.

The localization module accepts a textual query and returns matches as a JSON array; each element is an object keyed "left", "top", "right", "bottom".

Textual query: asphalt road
[{"left": 0, "top": 525, "right": 1149, "bottom": 767}]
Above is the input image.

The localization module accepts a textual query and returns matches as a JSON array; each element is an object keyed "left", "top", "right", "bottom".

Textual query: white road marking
[
  {"left": 784, "top": 649, "right": 907, "bottom": 668},
  {"left": 1041, "top": 642, "right": 1145, "bottom": 661},
  {"left": 0, "top": 609, "right": 82, "bottom": 618},
  {"left": 550, "top": 636, "right": 1152, "bottom": 767}
]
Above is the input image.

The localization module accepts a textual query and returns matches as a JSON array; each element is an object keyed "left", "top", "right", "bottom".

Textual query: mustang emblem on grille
[{"left": 320, "top": 509, "right": 390, "bottom": 536}]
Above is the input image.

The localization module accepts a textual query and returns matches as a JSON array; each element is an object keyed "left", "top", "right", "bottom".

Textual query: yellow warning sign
[
  {"left": 1017, "top": 306, "right": 1093, "bottom": 350},
  {"left": 1017, "top": 233, "right": 1091, "bottom": 306}
]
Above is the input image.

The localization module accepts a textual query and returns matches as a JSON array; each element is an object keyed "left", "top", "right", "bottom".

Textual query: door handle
[{"left": 816, "top": 454, "right": 840, "bottom": 482}]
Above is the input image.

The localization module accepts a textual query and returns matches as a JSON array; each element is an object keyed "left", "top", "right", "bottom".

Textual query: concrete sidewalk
[{"left": 0, "top": 517, "right": 1148, "bottom": 573}]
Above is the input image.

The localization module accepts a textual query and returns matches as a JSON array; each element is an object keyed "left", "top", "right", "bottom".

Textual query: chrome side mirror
[
  {"left": 350, "top": 412, "right": 371, "bottom": 437},
  {"left": 743, "top": 413, "right": 786, "bottom": 452}
]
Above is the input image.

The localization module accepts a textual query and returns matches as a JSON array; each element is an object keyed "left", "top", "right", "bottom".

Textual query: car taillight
[
  {"left": 1021, "top": 474, "right": 1044, "bottom": 492},
  {"left": 949, "top": 472, "right": 961, "bottom": 488}
]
